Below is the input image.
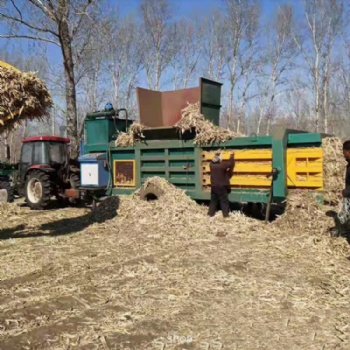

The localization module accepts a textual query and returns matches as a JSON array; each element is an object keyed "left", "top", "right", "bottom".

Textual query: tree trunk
[{"left": 59, "top": 21, "right": 79, "bottom": 159}]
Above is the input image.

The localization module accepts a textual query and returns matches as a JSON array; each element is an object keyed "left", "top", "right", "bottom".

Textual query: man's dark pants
[{"left": 208, "top": 186, "right": 230, "bottom": 217}]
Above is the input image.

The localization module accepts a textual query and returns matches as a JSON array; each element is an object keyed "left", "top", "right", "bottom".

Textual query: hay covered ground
[{"left": 1, "top": 183, "right": 350, "bottom": 350}]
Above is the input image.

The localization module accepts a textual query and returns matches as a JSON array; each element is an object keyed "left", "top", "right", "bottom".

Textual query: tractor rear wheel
[
  {"left": 25, "top": 171, "right": 51, "bottom": 210},
  {"left": 0, "top": 181, "right": 14, "bottom": 203}
]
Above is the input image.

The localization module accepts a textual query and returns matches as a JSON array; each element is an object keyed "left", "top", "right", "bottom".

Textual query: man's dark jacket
[
  {"left": 343, "top": 161, "right": 350, "bottom": 197},
  {"left": 210, "top": 154, "right": 235, "bottom": 187}
]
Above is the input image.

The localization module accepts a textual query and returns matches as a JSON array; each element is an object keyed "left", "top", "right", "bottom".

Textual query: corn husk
[{"left": 0, "top": 65, "right": 53, "bottom": 134}]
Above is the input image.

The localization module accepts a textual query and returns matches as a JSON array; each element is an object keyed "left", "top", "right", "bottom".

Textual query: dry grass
[
  {"left": 322, "top": 137, "right": 346, "bottom": 204},
  {"left": 175, "top": 102, "right": 243, "bottom": 145},
  {"left": 115, "top": 123, "right": 149, "bottom": 147},
  {"left": 0, "top": 65, "right": 53, "bottom": 134},
  {"left": 1, "top": 179, "right": 350, "bottom": 349},
  {"left": 116, "top": 103, "right": 243, "bottom": 147}
]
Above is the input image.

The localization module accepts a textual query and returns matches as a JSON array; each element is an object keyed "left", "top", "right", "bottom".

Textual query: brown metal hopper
[{"left": 136, "top": 86, "right": 200, "bottom": 127}]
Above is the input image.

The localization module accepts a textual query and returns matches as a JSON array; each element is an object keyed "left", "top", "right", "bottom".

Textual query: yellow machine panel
[
  {"left": 286, "top": 148, "right": 323, "bottom": 188},
  {"left": 201, "top": 147, "right": 323, "bottom": 189},
  {"left": 114, "top": 160, "right": 136, "bottom": 187}
]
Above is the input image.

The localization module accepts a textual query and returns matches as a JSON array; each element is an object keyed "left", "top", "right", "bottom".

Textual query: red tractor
[{"left": 16, "top": 136, "right": 80, "bottom": 209}]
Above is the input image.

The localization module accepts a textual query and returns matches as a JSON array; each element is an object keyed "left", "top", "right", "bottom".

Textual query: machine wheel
[
  {"left": 69, "top": 173, "right": 81, "bottom": 205},
  {"left": 139, "top": 184, "right": 164, "bottom": 201},
  {"left": 25, "top": 170, "right": 51, "bottom": 210},
  {"left": 0, "top": 181, "right": 14, "bottom": 203}
]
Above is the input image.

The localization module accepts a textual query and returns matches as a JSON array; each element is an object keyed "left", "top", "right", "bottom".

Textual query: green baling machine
[{"left": 78, "top": 78, "right": 326, "bottom": 211}]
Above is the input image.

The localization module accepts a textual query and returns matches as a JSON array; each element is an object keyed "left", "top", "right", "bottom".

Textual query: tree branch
[
  {"left": 0, "top": 12, "right": 58, "bottom": 37},
  {"left": 0, "top": 34, "right": 61, "bottom": 46},
  {"left": 72, "top": 0, "right": 95, "bottom": 38},
  {"left": 28, "top": 0, "right": 58, "bottom": 22}
]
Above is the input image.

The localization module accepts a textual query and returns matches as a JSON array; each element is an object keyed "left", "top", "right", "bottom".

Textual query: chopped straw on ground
[
  {"left": 1, "top": 178, "right": 350, "bottom": 348},
  {"left": 0, "top": 65, "right": 53, "bottom": 133}
]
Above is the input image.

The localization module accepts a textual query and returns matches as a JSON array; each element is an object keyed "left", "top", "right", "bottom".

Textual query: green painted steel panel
[
  {"left": 141, "top": 161, "right": 166, "bottom": 167},
  {"left": 169, "top": 159, "right": 195, "bottom": 166},
  {"left": 169, "top": 171, "right": 195, "bottom": 178},
  {"left": 112, "top": 150, "right": 135, "bottom": 159},
  {"left": 141, "top": 155, "right": 195, "bottom": 161},
  {"left": 200, "top": 78, "right": 222, "bottom": 126},
  {"left": 141, "top": 149, "right": 166, "bottom": 156},
  {"left": 168, "top": 148, "right": 195, "bottom": 155},
  {"left": 172, "top": 184, "right": 196, "bottom": 190},
  {"left": 141, "top": 172, "right": 166, "bottom": 177},
  {"left": 287, "top": 132, "right": 322, "bottom": 146}
]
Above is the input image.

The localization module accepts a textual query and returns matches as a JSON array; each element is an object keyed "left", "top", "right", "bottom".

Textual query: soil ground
[{"left": 0, "top": 197, "right": 350, "bottom": 350}]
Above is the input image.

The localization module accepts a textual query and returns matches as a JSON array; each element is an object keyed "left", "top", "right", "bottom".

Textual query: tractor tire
[
  {"left": 0, "top": 181, "right": 14, "bottom": 203},
  {"left": 25, "top": 170, "right": 51, "bottom": 210},
  {"left": 139, "top": 184, "right": 164, "bottom": 201}
]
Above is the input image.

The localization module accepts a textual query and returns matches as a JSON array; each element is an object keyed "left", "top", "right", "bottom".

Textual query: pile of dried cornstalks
[
  {"left": 322, "top": 136, "right": 346, "bottom": 204},
  {"left": 175, "top": 102, "right": 243, "bottom": 145},
  {"left": 0, "top": 65, "right": 53, "bottom": 134},
  {"left": 116, "top": 102, "right": 242, "bottom": 147},
  {"left": 115, "top": 123, "right": 148, "bottom": 147}
]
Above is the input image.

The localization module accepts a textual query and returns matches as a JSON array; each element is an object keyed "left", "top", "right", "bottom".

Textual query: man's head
[
  {"left": 212, "top": 150, "right": 222, "bottom": 163},
  {"left": 343, "top": 140, "right": 350, "bottom": 160}
]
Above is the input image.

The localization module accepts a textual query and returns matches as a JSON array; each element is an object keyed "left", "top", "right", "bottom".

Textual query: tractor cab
[
  {"left": 19, "top": 136, "right": 70, "bottom": 184},
  {"left": 18, "top": 136, "right": 80, "bottom": 209}
]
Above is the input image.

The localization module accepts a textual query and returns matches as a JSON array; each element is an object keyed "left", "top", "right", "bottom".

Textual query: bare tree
[
  {"left": 224, "top": 0, "right": 260, "bottom": 130},
  {"left": 256, "top": 5, "right": 296, "bottom": 134},
  {"left": 140, "top": 0, "right": 173, "bottom": 91},
  {"left": 105, "top": 14, "right": 143, "bottom": 111},
  {"left": 0, "top": 0, "right": 100, "bottom": 157},
  {"left": 170, "top": 19, "right": 202, "bottom": 89},
  {"left": 292, "top": 0, "right": 344, "bottom": 133},
  {"left": 201, "top": 11, "right": 227, "bottom": 82}
]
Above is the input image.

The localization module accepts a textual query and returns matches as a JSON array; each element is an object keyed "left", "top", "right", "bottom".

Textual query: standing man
[
  {"left": 337, "top": 141, "right": 350, "bottom": 226},
  {"left": 208, "top": 150, "right": 235, "bottom": 218}
]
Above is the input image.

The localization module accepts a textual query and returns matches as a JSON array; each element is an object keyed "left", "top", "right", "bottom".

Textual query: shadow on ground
[{"left": 0, "top": 197, "right": 120, "bottom": 240}]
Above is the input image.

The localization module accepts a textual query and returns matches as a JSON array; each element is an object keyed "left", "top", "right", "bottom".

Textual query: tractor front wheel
[
  {"left": 0, "top": 181, "right": 14, "bottom": 203},
  {"left": 25, "top": 171, "right": 51, "bottom": 210}
]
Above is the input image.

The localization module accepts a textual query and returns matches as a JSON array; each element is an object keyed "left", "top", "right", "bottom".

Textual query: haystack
[
  {"left": 322, "top": 136, "right": 345, "bottom": 204},
  {"left": 0, "top": 64, "right": 53, "bottom": 134}
]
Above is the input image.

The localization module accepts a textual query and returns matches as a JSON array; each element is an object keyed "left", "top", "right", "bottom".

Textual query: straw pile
[
  {"left": 0, "top": 65, "right": 53, "bottom": 134},
  {"left": 115, "top": 123, "right": 148, "bottom": 147},
  {"left": 322, "top": 136, "right": 346, "bottom": 204},
  {"left": 175, "top": 102, "right": 243, "bottom": 145},
  {"left": 272, "top": 189, "right": 350, "bottom": 256},
  {"left": 273, "top": 190, "right": 328, "bottom": 233}
]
